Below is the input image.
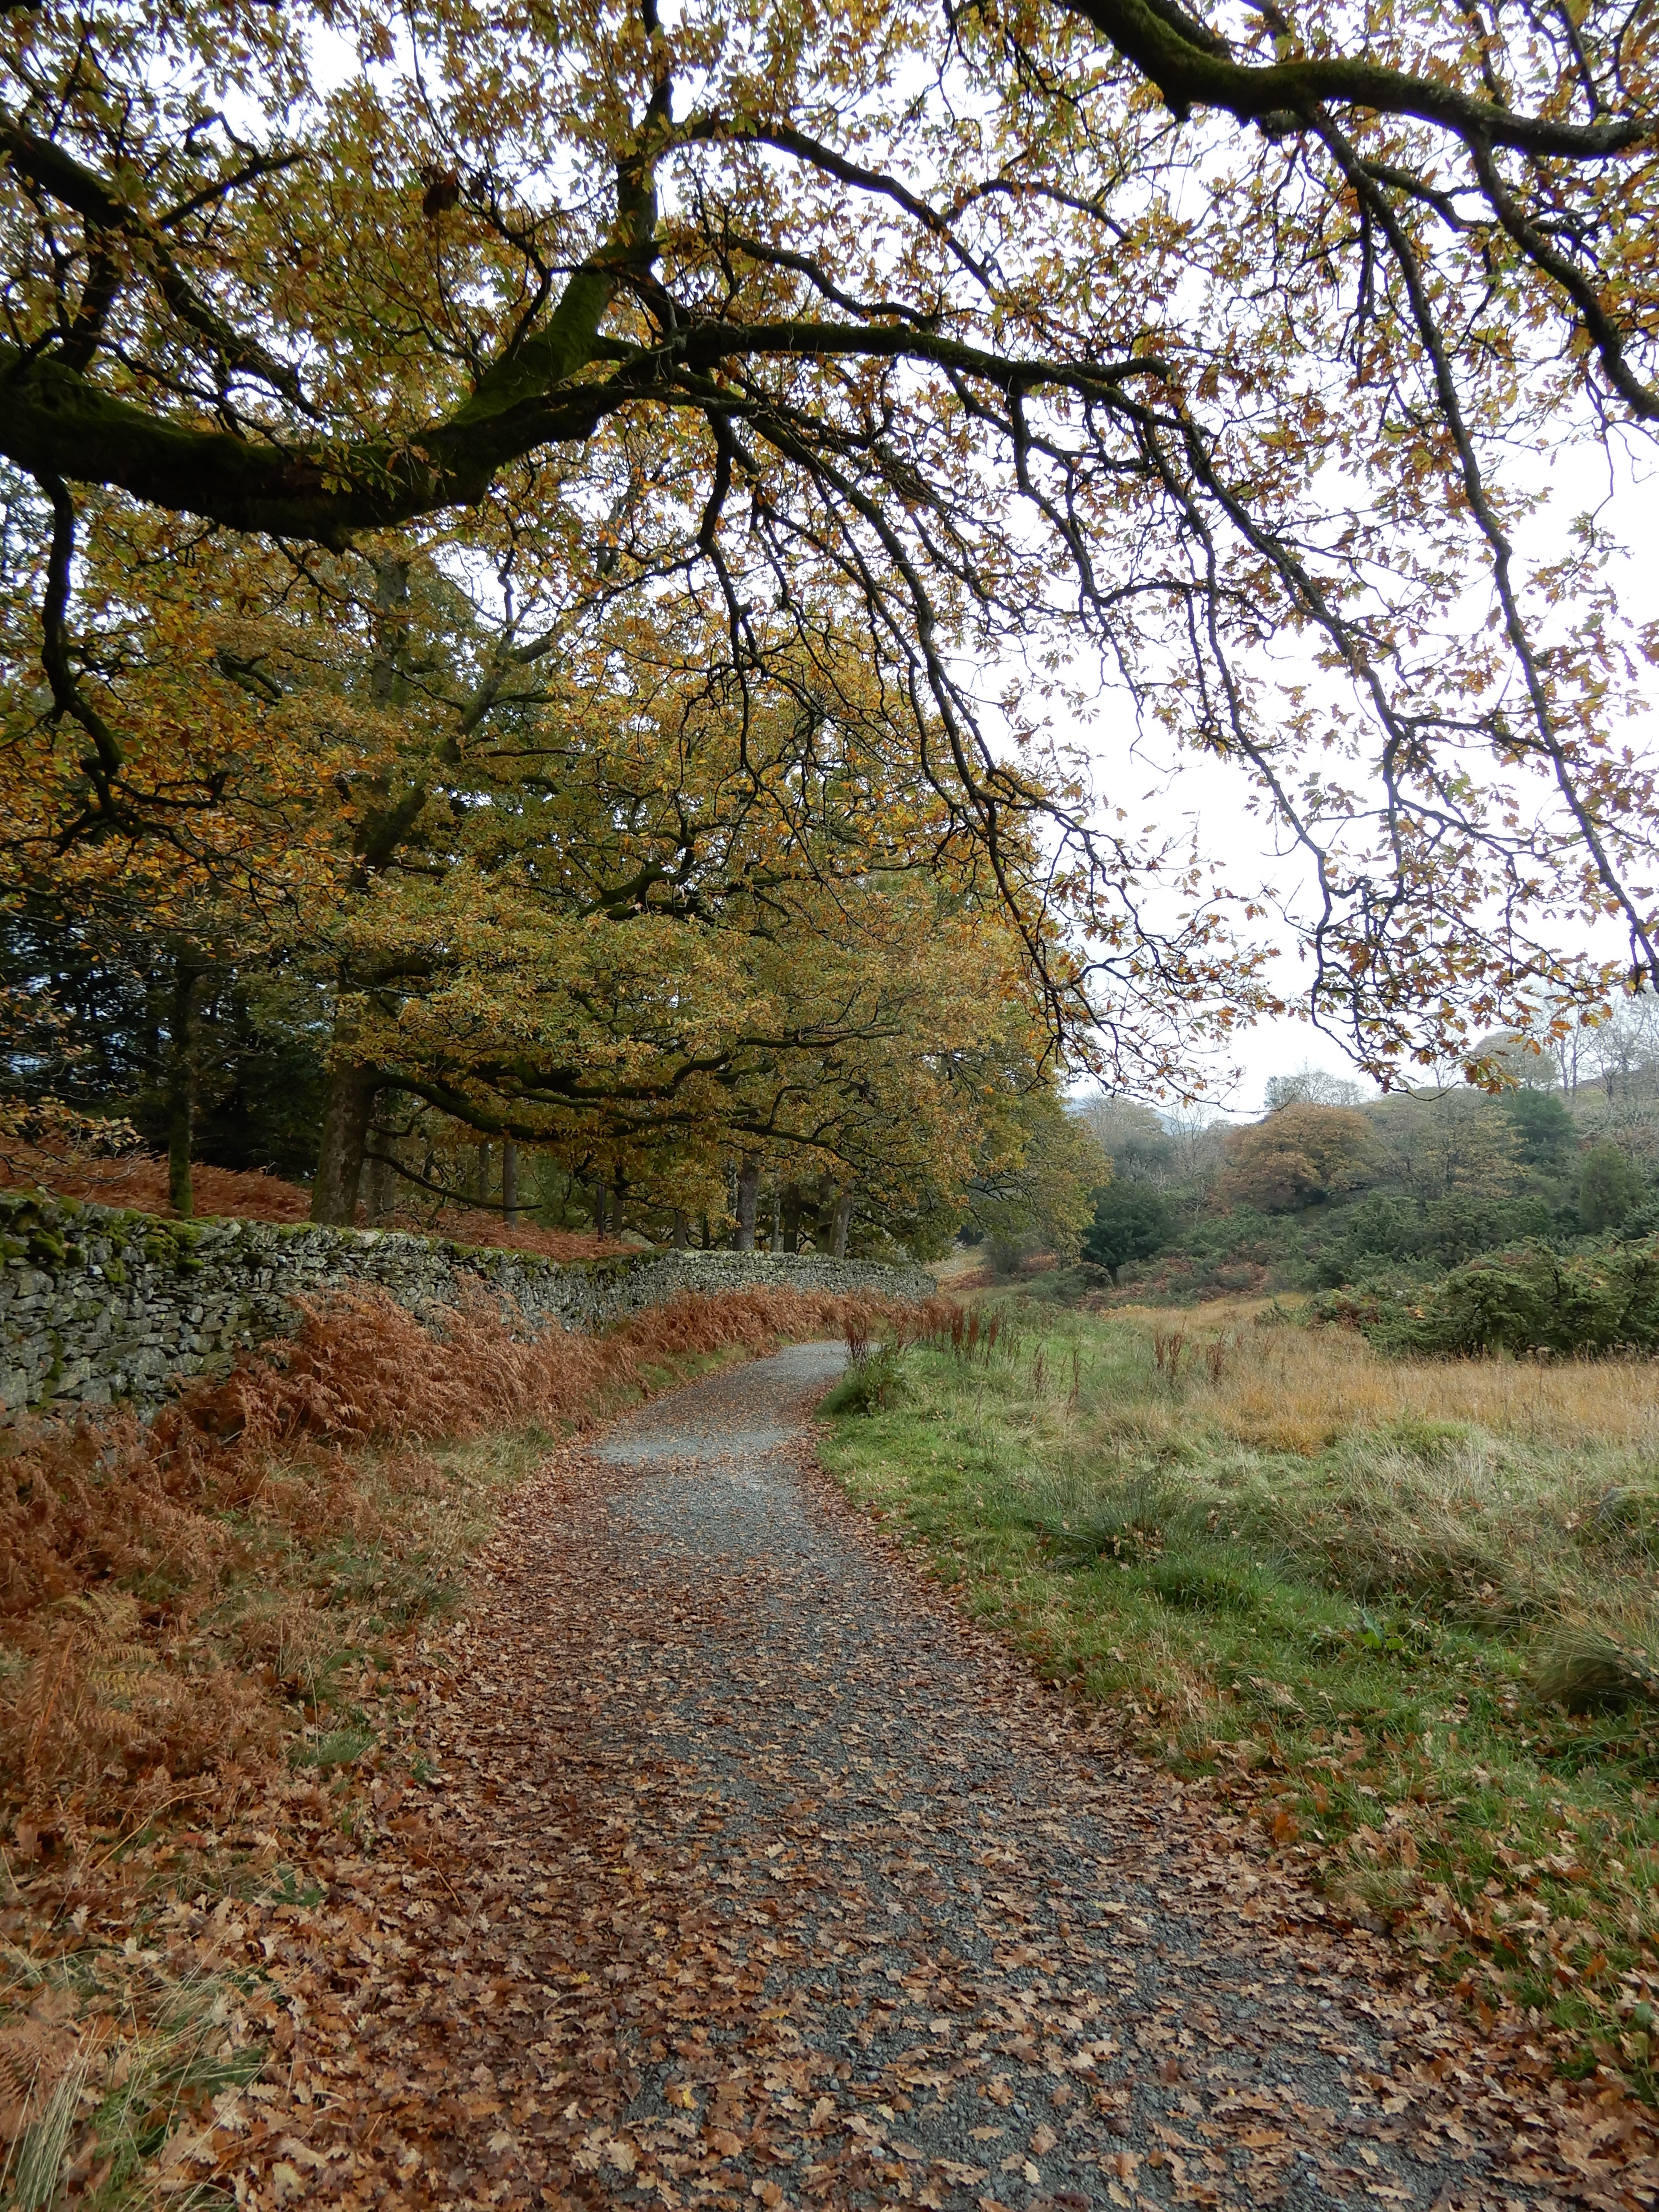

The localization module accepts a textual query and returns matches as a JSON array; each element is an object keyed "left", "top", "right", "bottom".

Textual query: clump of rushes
[
  {"left": 1532, "top": 1626, "right": 1659, "bottom": 1715},
  {"left": 820, "top": 1294, "right": 1659, "bottom": 2101}
]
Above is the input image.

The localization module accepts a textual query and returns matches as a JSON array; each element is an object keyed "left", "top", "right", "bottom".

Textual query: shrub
[
  {"left": 986, "top": 1230, "right": 1034, "bottom": 1278},
  {"left": 1417, "top": 1193, "right": 1554, "bottom": 1266},
  {"left": 1580, "top": 1141, "right": 1643, "bottom": 1234},
  {"left": 1341, "top": 1191, "right": 1412, "bottom": 1260},
  {"left": 823, "top": 1344, "right": 905, "bottom": 1415},
  {"left": 1310, "top": 1236, "right": 1659, "bottom": 1356}
]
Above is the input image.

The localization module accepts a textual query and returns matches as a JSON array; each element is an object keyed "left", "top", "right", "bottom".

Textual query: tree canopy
[
  {"left": 1082, "top": 1177, "right": 1173, "bottom": 1283},
  {"left": 1219, "top": 1099, "right": 1373, "bottom": 1211},
  {"left": 1265, "top": 1065, "right": 1364, "bottom": 1112},
  {"left": 5, "top": 0, "right": 1659, "bottom": 1088}
]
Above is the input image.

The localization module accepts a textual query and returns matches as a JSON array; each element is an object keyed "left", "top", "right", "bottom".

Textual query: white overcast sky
[{"left": 1059, "top": 430, "right": 1659, "bottom": 1121}]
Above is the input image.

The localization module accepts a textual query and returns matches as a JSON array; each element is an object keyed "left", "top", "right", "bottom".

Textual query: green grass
[
  {"left": 0, "top": 1952, "right": 263, "bottom": 2212},
  {"left": 820, "top": 1302, "right": 1659, "bottom": 2095},
  {"left": 288, "top": 1723, "right": 375, "bottom": 1770}
]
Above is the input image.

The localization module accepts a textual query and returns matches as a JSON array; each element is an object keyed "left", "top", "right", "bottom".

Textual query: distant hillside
[{"left": 1067, "top": 1018, "right": 1659, "bottom": 1304}]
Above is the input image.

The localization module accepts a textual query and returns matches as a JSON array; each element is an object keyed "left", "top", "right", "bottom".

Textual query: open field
[{"left": 819, "top": 1298, "right": 1659, "bottom": 2095}]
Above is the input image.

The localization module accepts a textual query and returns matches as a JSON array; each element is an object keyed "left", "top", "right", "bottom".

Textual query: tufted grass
[{"left": 819, "top": 1298, "right": 1659, "bottom": 2097}]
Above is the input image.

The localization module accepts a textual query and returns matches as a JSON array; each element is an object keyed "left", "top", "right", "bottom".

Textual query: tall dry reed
[{"left": 1114, "top": 1298, "right": 1659, "bottom": 1455}]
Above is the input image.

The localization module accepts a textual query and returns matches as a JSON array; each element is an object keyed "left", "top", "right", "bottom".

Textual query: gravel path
[{"left": 249, "top": 1343, "right": 1649, "bottom": 2209}]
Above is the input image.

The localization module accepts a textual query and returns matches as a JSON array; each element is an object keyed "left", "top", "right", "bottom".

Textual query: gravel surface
[{"left": 250, "top": 1343, "right": 1650, "bottom": 2209}]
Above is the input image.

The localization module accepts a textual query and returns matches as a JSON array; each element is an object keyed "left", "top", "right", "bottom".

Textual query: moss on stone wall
[{"left": 0, "top": 1187, "right": 933, "bottom": 1422}]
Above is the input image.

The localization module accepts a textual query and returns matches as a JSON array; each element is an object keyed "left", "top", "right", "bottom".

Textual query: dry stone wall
[{"left": 0, "top": 1188, "right": 935, "bottom": 1422}]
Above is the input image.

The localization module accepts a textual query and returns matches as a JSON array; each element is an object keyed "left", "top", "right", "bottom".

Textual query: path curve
[{"left": 244, "top": 1342, "right": 1636, "bottom": 2210}]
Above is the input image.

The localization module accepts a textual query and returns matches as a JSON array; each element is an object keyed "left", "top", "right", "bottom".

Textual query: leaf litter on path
[{"left": 190, "top": 1342, "right": 1659, "bottom": 2210}]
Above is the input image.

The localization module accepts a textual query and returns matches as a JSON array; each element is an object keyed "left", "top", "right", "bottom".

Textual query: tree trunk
[
  {"left": 165, "top": 952, "right": 200, "bottom": 1219},
  {"left": 781, "top": 1182, "right": 803, "bottom": 1254},
  {"left": 768, "top": 1187, "right": 782, "bottom": 1251},
  {"left": 502, "top": 1139, "right": 519, "bottom": 1225},
  {"left": 475, "top": 1140, "right": 492, "bottom": 1206},
  {"left": 671, "top": 1208, "right": 689, "bottom": 1249},
  {"left": 699, "top": 1214, "right": 711, "bottom": 1250},
  {"left": 613, "top": 1173, "right": 626, "bottom": 1240},
  {"left": 830, "top": 1187, "right": 855, "bottom": 1258},
  {"left": 310, "top": 1063, "right": 377, "bottom": 1224},
  {"left": 362, "top": 1150, "right": 397, "bottom": 1227},
  {"left": 371, "top": 557, "right": 411, "bottom": 705},
  {"left": 735, "top": 1155, "right": 760, "bottom": 1250},
  {"left": 361, "top": 1090, "right": 399, "bottom": 1226},
  {"left": 594, "top": 1180, "right": 607, "bottom": 1237}
]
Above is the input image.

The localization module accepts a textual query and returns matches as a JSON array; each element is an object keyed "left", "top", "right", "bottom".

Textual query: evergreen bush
[
  {"left": 1310, "top": 1237, "right": 1659, "bottom": 1356},
  {"left": 1580, "top": 1142, "right": 1644, "bottom": 1234}
]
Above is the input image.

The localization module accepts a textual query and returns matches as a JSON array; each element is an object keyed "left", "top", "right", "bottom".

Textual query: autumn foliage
[
  {"left": 1217, "top": 1103, "right": 1375, "bottom": 1215},
  {"left": 0, "top": 1286, "right": 940, "bottom": 1840},
  {"left": 6, "top": 0, "right": 1659, "bottom": 1081}
]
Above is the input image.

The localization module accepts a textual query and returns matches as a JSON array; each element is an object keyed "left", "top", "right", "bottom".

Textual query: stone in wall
[{"left": 0, "top": 1188, "right": 935, "bottom": 1422}]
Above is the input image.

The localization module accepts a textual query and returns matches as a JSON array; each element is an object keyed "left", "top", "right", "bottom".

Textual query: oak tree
[
  {"left": 7, "top": 0, "right": 1657, "bottom": 1078},
  {"left": 1218, "top": 1099, "right": 1373, "bottom": 1211}
]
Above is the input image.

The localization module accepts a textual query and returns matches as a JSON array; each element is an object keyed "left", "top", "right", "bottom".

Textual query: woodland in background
[{"left": 1058, "top": 1002, "right": 1659, "bottom": 1353}]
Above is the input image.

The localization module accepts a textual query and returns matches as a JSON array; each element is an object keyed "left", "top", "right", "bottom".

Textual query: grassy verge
[{"left": 818, "top": 1297, "right": 1659, "bottom": 2096}]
